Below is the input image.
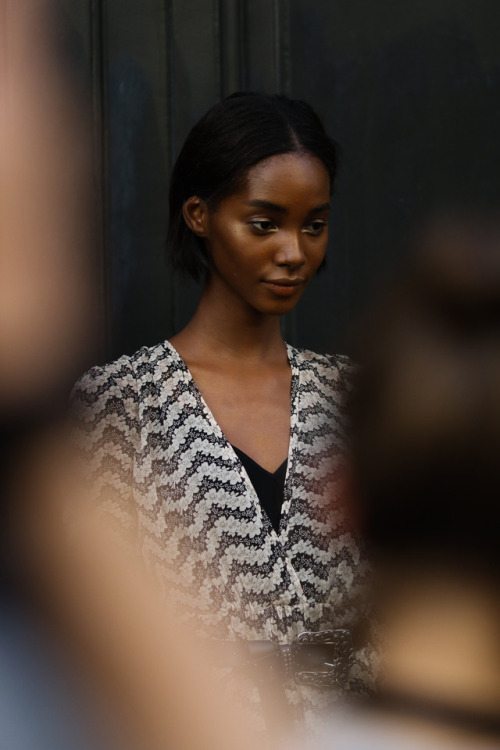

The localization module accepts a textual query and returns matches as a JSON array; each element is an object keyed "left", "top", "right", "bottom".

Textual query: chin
[{"left": 259, "top": 299, "right": 302, "bottom": 316}]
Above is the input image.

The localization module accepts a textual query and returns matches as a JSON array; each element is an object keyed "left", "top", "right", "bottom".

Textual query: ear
[{"left": 182, "top": 196, "right": 209, "bottom": 237}]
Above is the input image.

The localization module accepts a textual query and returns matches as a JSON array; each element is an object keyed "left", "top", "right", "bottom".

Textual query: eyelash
[
  {"left": 304, "top": 221, "right": 327, "bottom": 236},
  {"left": 249, "top": 220, "right": 278, "bottom": 234},
  {"left": 249, "top": 220, "right": 327, "bottom": 236}
]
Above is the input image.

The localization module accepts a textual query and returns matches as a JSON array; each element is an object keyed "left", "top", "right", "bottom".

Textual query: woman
[{"left": 74, "top": 93, "right": 374, "bottom": 729}]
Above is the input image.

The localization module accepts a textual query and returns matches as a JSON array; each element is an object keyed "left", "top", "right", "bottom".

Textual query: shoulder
[
  {"left": 288, "top": 345, "right": 356, "bottom": 389},
  {"left": 72, "top": 340, "right": 175, "bottom": 414}
]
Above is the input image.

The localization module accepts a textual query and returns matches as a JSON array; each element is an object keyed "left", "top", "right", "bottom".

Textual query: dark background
[{"left": 62, "top": 0, "right": 500, "bottom": 362}]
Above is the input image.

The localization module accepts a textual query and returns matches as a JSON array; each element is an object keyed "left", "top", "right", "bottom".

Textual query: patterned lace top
[{"left": 73, "top": 340, "right": 376, "bottom": 717}]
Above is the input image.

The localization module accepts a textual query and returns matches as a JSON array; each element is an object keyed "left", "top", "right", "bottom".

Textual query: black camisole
[{"left": 231, "top": 446, "right": 287, "bottom": 534}]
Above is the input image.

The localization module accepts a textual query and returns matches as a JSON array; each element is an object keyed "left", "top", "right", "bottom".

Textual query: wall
[{"left": 62, "top": 0, "right": 500, "bottom": 360}]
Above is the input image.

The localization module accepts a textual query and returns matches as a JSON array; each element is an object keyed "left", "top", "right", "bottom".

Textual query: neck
[{"left": 171, "top": 276, "right": 286, "bottom": 365}]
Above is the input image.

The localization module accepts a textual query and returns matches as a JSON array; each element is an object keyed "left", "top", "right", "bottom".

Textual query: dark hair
[{"left": 167, "top": 92, "right": 338, "bottom": 281}]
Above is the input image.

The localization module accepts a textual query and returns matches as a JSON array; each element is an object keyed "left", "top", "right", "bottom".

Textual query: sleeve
[
  {"left": 71, "top": 357, "right": 140, "bottom": 538},
  {"left": 327, "top": 354, "right": 380, "bottom": 693},
  {"left": 324, "top": 353, "right": 358, "bottom": 431},
  {"left": 328, "top": 353, "right": 356, "bottom": 395}
]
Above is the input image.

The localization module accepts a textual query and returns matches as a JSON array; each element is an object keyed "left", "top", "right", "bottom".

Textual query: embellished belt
[{"left": 219, "top": 629, "right": 355, "bottom": 689}]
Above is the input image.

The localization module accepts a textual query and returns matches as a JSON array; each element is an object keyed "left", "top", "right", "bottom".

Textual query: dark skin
[{"left": 170, "top": 153, "right": 330, "bottom": 473}]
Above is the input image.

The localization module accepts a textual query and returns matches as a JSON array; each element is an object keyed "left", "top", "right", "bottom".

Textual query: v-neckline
[
  {"left": 231, "top": 444, "right": 288, "bottom": 478},
  {"left": 164, "top": 339, "right": 299, "bottom": 537}
]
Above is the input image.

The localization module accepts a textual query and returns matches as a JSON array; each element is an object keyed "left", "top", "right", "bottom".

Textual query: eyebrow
[
  {"left": 246, "top": 199, "right": 330, "bottom": 213},
  {"left": 246, "top": 199, "right": 286, "bottom": 213}
]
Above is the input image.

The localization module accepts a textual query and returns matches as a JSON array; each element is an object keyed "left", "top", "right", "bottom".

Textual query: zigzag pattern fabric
[{"left": 73, "top": 341, "right": 375, "bottom": 720}]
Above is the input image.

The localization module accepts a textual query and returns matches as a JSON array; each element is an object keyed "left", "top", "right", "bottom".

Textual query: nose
[{"left": 274, "top": 231, "right": 306, "bottom": 269}]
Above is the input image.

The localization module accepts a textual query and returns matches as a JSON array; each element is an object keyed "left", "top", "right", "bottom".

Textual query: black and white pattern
[{"left": 73, "top": 341, "right": 376, "bottom": 721}]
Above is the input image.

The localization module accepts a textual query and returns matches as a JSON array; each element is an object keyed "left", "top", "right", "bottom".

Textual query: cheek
[
  {"left": 209, "top": 228, "right": 255, "bottom": 278},
  {"left": 212, "top": 221, "right": 247, "bottom": 254}
]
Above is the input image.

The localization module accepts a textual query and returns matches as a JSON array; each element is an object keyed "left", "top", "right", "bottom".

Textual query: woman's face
[{"left": 196, "top": 152, "right": 331, "bottom": 316}]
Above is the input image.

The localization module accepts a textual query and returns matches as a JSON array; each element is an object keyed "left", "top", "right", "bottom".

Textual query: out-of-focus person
[
  {"left": 0, "top": 0, "right": 95, "bottom": 413},
  {"left": 0, "top": 5, "right": 268, "bottom": 750},
  {"left": 305, "top": 215, "right": 500, "bottom": 749},
  {"left": 0, "top": 1, "right": 104, "bottom": 748}
]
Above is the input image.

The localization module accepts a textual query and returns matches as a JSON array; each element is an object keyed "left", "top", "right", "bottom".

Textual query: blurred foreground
[
  {"left": 340, "top": 214, "right": 500, "bottom": 749},
  {"left": 1, "top": 2, "right": 500, "bottom": 748},
  {"left": 0, "top": 3, "right": 256, "bottom": 749}
]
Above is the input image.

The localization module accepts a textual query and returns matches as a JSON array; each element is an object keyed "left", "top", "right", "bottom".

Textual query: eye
[
  {"left": 249, "top": 219, "right": 279, "bottom": 234},
  {"left": 303, "top": 220, "right": 327, "bottom": 236}
]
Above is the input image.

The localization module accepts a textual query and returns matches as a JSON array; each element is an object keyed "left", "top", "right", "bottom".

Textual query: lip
[{"left": 262, "top": 278, "right": 305, "bottom": 297}]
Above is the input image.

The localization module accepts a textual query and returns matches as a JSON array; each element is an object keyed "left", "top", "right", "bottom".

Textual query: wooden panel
[
  {"left": 102, "top": 0, "right": 172, "bottom": 357},
  {"left": 244, "top": 0, "right": 290, "bottom": 93},
  {"left": 219, "top": 0, "right": 245, "bottom": 95},
  {"left": 57, "top": 0, "right": 108, "bottom": 359}
]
